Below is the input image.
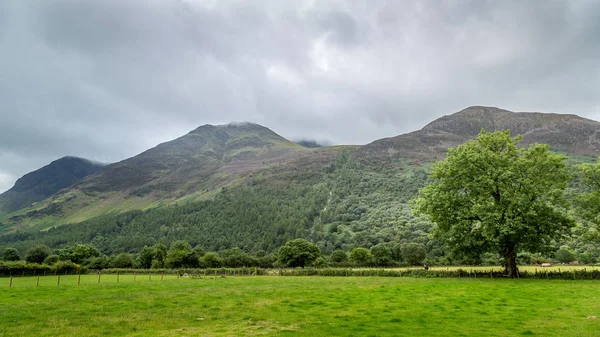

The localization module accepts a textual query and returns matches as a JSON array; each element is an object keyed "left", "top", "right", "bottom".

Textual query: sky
[{"left": 1, "top": 0, "right": 600, "bottom": 193}]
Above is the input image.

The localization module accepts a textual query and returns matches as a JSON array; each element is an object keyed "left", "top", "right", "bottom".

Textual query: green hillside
[{"left": 1, "top": 106, "right": 599, "bottom": 261}]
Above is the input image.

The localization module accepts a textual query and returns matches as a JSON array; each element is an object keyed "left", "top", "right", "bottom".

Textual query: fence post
[
  {"left": 57, "top": 275, "right": 60, "bottom": 286},
  {"left": 36, "top": 276, "right": 40, "bottom": 287},
  {"left": 148, "top": 272, "right": 151, "bottom": 281},
  {"left": 117, "top": 273, "right": 119, "bottom": 283},
  {"left": 78, "top": 274, "right": 81, "bottom": 286},
  {"left": 98, "top": 271, "right": 101, "bottom": 284}
]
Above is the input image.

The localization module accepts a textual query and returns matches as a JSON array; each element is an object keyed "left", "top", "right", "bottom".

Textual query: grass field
[{"left": 1, "top": 275, "right": 599, "bottom": 336}]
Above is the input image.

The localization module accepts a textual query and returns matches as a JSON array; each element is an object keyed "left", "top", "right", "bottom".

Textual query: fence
[{"left": 3, "top": 266, "right": 600, "bottom": 289}]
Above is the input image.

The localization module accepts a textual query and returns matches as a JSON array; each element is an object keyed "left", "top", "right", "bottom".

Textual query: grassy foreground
[{"left": 1, "top": 276, "right": 599, "bottom": 336}]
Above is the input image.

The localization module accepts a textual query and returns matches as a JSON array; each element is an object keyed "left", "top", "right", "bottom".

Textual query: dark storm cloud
[{"left": 1, "top": 0, "right": 600, "bottom": 192}]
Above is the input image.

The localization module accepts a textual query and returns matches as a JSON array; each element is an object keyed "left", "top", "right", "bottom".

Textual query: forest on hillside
[{"left": 0, "top": 146, "right": 599, "bottom": 269}]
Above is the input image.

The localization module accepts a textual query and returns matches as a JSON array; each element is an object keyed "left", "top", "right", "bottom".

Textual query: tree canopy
[
  {"left": 278, "top": 239, "right": 320, "bottom": 268},
  {"left": 576, "top": 160, "right": 600, "bottom": 225},
  {"left": 414, "top": 130, "right": 574, "bottom": 277}
]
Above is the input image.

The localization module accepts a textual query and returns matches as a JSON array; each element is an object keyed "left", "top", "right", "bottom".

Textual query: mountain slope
[
  {"left": 0, "top": 157, "right": 105, "bottom": 213},
  {"left": 0, "top": 123, "right": 316, "bottom": 229},
  {"left": 2, "top": 106, "right": 600, "bottom": 234}
]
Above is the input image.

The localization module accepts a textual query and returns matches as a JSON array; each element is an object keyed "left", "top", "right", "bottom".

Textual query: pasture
[{"left": 1, "top": 275, "right": 599, "bottom": 336}]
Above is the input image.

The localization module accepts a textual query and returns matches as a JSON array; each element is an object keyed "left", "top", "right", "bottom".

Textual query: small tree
[
  {"left": 25, "top": 245, "right": 52, "bottom": 264},
  {"left": 349, "top": 247, "right": 373, "bottom": 265},
  {"left": 414, "top": 130, "right": 574, "bottom": 277},
  {"left": 400, "top": 243, "right": 427, "bottom": 266},
  {"left": 278, "top": 239, "right": 320, "bottom": 268},
  {"left": 154, "top": 243, "right": 168, "bottom": 266},
  {"left": 371, "top": 243, "right": 394, "bottom": 266},
  {"left": 166, "top": 241, "right": 196, "bottom": 268},
  {"left": 137, "top": 246, "right": 155, "bottom": 269},
  {"left": 330, "top": 249, "right": 348, "bottom": 264},
  {"left": 110, "top": 253, "right": 135, "bottom": 268},
  {"left": 200, "top": 252, "right": 222, "bottom": 268},
  {"left": 59, "top": 244, "right": 100, "bottom": 264},
  {"left": 555, "top": 247, "right": 575, "bottom": 264},
  {"left": 3, "top": 248, "right": 21, "bottom": 261}
]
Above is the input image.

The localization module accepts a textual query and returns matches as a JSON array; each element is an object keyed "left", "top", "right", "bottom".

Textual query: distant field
[
  {"left": 413, "top": 265, "right": 600, "bottom": 272},
  {"left": 1, "top": 275, "right": 599, "bottom": 336}
]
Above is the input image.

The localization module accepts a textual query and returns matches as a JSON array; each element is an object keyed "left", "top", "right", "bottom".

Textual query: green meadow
[{"left": 1, "top": 275, "right": 599, "bottom": 336}]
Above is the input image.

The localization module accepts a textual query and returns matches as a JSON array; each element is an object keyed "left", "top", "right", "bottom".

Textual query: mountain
[
  {"left": 1, "top": 106, "right": 599, "bottom": 248},
  {"left": 0, "top": 122, "right": 318, "bottom": 228},
  {"left": 361, "top": 106, "right": 600, "bottom": 164},
  {"left": 0, "top": 157, "right": 105, "bottom": 214}
]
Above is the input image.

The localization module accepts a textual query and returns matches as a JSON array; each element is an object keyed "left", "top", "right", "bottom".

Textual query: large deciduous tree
[{"left": 414, "top": 130, "right": 573, "bottom": 277}]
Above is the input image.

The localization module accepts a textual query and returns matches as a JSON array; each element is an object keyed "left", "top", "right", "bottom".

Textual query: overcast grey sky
[{"left": 1, "top": 0, "right": 599, "bottom": 193}]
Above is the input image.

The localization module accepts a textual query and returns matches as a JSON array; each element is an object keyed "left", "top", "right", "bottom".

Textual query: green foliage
[
  {"left": 3, "top": 248, "right": 21, "bottom": 261},
  {"left": 109, "top": 253, "right": 135, "bottom": 268},
  {"left": 43, "top": 254, "right": 60, "bottom": 265},
  {"left": 349, "top": 247, "right": 372, "bottom": 265},
  {"left": 401, "top": 243, "right": 426, "bottom": 265},
  {"left": 555, "top": 247, "right": 575, "bottom": 264},
  {"left": 24, "top": 244, "right": 52, "bottom": 264},
  {"left": 137, "top": 246, "right": 155, "bottom": 269},
  {"left": 199, "top": 252, "right": 222, "bottom": 268},
  {"left": 278, "top": 239, "right": 320, "bottom": 268},
  {"left": 414, "top": 130, "right": 574, "bottom": 277},
  {"left": 86, "top": 255, "right": 109, "bottom": 269},
  {"left": 575, "top": 159, "right": 600, "bottom": 224},
  {"left": 220, "top": 248, "right": 257, "bottom": 267},
  {"left": 370, "top": 243, "right": 394, "bottom": 266},
  {"left": 58, "top": 244, "right": 100, "bottom": 264},
  {"left": 165, "top": 241, "right": 197, "bottom": 268},
  {"left": 329, "top": 249, "right": 348, "bottom": 264}
]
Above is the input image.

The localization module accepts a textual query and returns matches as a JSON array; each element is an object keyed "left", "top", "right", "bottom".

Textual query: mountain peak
[{"left": 0, "top": 156, "right": 105, "bottom": 213}]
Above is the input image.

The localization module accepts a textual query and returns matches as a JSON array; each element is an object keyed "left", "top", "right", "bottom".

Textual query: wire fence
[{"left": 3, "top": 266, "right": 600, "bottom": 289}]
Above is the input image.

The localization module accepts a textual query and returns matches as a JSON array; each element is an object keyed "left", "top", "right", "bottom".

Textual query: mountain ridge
[{"left": 2, "top": 106, "right": 600, "bottom": 232}]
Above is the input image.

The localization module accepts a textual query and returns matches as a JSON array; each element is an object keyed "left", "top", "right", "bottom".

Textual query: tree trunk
[{"left": 504, "top": 245, "right": 519, "bottom": 278}]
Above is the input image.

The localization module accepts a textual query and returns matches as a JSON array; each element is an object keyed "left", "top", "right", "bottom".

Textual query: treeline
[
  {"left": 0, "top": 240, "right": 432, "bottom": 272},
  {"left": 2, "top": 237, "right": 595, "bottom": 277}
]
